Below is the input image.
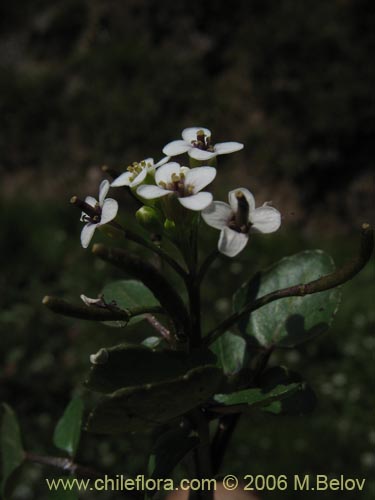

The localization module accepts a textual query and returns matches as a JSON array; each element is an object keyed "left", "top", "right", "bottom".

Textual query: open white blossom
[
  {"left": 162, "top": 127, "right": 244, "bottom": 161},
  {"left": 202, "top": 188, "right": 281, "bottom": 257},
  {"left": 137, "top": 161, "right": 216, "bottom": 211},
  {"left": 111, "top": 157, "right": 170, "bottom": 188},
  {"left": 80, "top": 180, "right": 118, "bottom": 248}
]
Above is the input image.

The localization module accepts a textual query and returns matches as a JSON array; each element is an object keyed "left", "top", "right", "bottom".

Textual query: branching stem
[{"left": 204, "top": 224, "right": 373, "bottom": 346}]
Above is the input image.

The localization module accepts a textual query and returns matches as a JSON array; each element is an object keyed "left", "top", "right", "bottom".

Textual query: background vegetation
[{"left": 1, "top": 1, "right": 373, "bottom": 498}]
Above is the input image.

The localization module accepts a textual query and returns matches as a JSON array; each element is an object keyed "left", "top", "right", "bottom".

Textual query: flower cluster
[{"left": 76, "top": 127, "right": 281, "bottom": 256}]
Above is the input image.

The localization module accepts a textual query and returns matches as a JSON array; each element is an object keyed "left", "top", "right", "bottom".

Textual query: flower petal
[
  {"left": 188, "top": 148, "right": 217, "bottom": 161},
  {"left": 218, "top": 227, "right": 249, "bottom": 257},
  {"left": 137, "top": 185, "right": 171, "bottom": 199},
  {"left": 99, "top": 198, "right": 119, "bottom": 225},
  {"left": 250, "top": 206, "right": 281, "bottom": 234},
  {"left": 130, "top": 168, "right": 148, "bottom": 187},
  {"left": 154, "top": 156, "right": 171, "bottom": 168},
  {"left": 81, "top": 223, "right": 97, "bottom": 249},
  {"left": 85, "top": 196, "right": 97, "bottom": 207},
  {"left": 178, "top": 192, "right": 213, "bottom": 211},
  {"left": 162, "top": 140, "right": 191, "bottom": 156},
  {"left": 228, "top": 188, "right": 255, "bottom": 213},
  {"left": 98, "top": 179, "right": 110, "bottom": 205},
  {"left": 202, "top": 201, "right": 232, "bottom": 230},
  {"left": 155, "top": 162, "right": 181, "bottom": 184},
  {"left": 214, "top": 141, "right": 244, "bottom": 155},
  {"left": 111, "top": 171, "right": 133, "bottom": 187},
  {"left": 184, "top": 166, "right": 217, "bottom": 193},
  {"left": 182, "top": 127, "right": 211, "bottom": 143}
]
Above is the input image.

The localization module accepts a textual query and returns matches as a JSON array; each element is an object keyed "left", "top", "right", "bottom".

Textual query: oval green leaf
[
  {"left": 211, "top": 331, "right": 247, "bottom": 376},
  {"left": 102, "top": 279, "right": 160, "bottom": 327},
  {"left": 53, "top": 398, "right": 84, "bottom": 457},
  {"left": 233, "top": 250, "right": 341, "bottom": 348},
  {"left": 86, "top": 365, "right": 223, "bottom": 434},
  {"left": 1, "top": 404, "right": 25, "bottom": 498},
  {"left": 85, "top": 344, "right": 216, "bottom": 394}
]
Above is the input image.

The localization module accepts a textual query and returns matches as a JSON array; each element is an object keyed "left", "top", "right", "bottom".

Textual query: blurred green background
[{"left": 0, "top": 0, "right": 374, "bottom": 498}]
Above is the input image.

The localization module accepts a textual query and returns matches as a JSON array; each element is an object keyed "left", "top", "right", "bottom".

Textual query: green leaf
[
  {"left": 213, "top": 383, "right": 301, "bottom": 412},
  {"left": 85, "top": 344, "right": 216, "bottom": 394},
  {"left": 86, "top": 365, "right": 223, "bottom": 434},
  {"left": 150, "top": 427, "right": 199, "bottom": 480},
  {"left": 211, "top": 331, "right": 247, "bottom": 376},
  {"left": 233, "top": 250, "right": 342, "bottom": 348},
  {"left": 53, "top": 398, "right": 84, "bottom": 457},
  {"left": 260, "top": 366, "right": 317, "bottom": 416},
  {"left": 102, "top": 279, "right": 159, "bottom": 326},
  {"left": 1, "top": 404, "right": 25, "bottom": 498}
]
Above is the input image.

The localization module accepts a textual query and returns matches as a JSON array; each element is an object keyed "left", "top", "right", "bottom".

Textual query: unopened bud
[{"left": 136, "top": 206, "right": 163, "bottom": 234}]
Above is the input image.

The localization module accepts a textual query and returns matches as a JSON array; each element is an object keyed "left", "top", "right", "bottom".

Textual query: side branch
[
  {"left": 92, "top": 244, "right": 190, "bottom": 339},
  {"left": 204, "top": 223, "right": 373, "bottom": 346},
  {"left": 42, "top": 296, "right": 163, "bottom": 322},
  {"left": 25, "top": 452, "right": 104, "bottom": 479}
]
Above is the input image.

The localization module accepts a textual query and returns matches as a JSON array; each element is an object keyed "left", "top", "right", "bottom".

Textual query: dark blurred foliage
[
  {"left": 0, "top": 0, "right": 373, "bottom": 225},
  {"left": 0, "top": 1, "right": 374, "bottom": 499}
]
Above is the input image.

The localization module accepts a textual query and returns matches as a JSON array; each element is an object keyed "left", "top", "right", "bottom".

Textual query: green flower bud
[{"left": 136, "top": 206, "right": 163, "bottom": 234}]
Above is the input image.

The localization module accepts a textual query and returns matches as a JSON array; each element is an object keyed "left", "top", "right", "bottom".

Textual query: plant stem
[
  {"left": 42, "top": 296, "right": 163, "bottom": 322},
  {"left": 25, "top": 452, "right": 104, "bottom": 479},
  {"left": 197, "top": 250, "right": 220, "bottom": 285},
  {"left": 189, "top": 411, "right": 214, "bottom": 500},
  {"left": 204, "top": 223, "right": 373, "bottom": 346}
]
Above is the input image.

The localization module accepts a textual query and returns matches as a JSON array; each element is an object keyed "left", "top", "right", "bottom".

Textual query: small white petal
[
  {"left": 178, "top": 192, "right": 213, "bottom": 211},
  {"left": 85, "top": 196, "right": 97, "bottom": 207},
  {"left": 182, "top": 127, "right": 211, "bottom": 143},
  {"left": 184, "top": 166, "right": 217, "bottom": 194},
  {"left": 81, "top": 223, "right": 97, "bottom": 249},
  {"left": 202, "top": 201, "right": 232, "bottom": 230},
  {"left": 111, "top": 172, "right": 132, "bottom": 187},
  {"left": 188, "top": 148, "right": 217, "bottom": 161},
  {"left": 228, "top": 188, "right": 256, "bottom": 213},
  {"left": 154, "top": 156, "right": 171, "bottom": 168},
  {"left": 137, "top": 185, "right": 171, "bottom": 199},
  {"left": 162, "top": 140, "right": 191, "bottom": 156},
  {"left": 99, "top": 198, "right": 118, "bottom": 225},
  {"left": 143, "top": 157, "right": 154, "bottom": 167},
  {"left": 80, "top": 294, "right": 104, "bottom": 307},
  {"left": 214, "top": 141, "right": 244, "bottom": 155},
  {"left": 250, "top": 206, "right": 281, "bottom": 234},
  {"left": 218, "top": 227, "right": 249, "bottom": 257},
  {"left": 129, "top": 168, "right": 148, "bottom": 187},
  {"left": 98, "top": 179, "right": 110, "bottom": 205},
  {"left": 155, "top": 162, "right": 181, "bottom": 184}
]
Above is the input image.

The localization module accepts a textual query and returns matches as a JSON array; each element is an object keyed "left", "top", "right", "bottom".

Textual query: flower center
[
  {"left": 191, "top": 130, "right": 214, "bottom": 151},
  {"left": 126, "top": 160, "right": 150, "bottom": 181},
  {"left": 158, "top": 172, "right": 194, "bottom": 197},
  {"left": 82, "top": 202, "right": 102, "bottom": 224},
  {"left": 228, "top": 191, "right": 251, "bottom": 233}
]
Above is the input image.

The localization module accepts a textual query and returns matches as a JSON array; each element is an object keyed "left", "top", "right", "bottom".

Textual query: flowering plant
[{"left": 1, "top": 127, "right": 372, "bottom": 500}]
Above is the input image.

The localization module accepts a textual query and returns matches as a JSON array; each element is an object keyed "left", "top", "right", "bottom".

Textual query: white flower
[
  {"left": 111, "top": 156, "right": 170, "bottom": 188},
  {"left": 162, "top": 127, "right": 244, "bottom": 161},
  {"left": 137, "top": 161, "right": 216, "bottom": 211},
  {"left": 80, "top": 180, "right": 118, "bottom": 248},
  {"left": 202, "top": 188, "right": 281, "bottom": 257}
]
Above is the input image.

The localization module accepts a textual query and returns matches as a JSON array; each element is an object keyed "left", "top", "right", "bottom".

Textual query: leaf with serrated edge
[
  {"left": 213, "top": 383, "right": 301, "bottom": 411},
  {"left": 85, "top": 344, "right": 216, "bottom": 394},
  {"left": 53, "top": 398, "right": 84, "bottom": 457},
  {"left": 86, "top": 365, "right": 223, "bottom": 434},
  {"left": 234, "top": 250, "right": 341, "bottom": 348}
]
